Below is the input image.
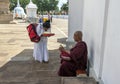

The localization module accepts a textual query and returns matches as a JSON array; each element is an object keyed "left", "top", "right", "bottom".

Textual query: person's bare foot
[
  {"left": 43, "top": 60, "right": 49, "bottom": 63},
  {"left": 35, "top": 60, "right": 43, "bottom": 63}
]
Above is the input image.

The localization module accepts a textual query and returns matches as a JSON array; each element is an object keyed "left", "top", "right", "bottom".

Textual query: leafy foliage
[
  {"left": 33, "top": 0, "right": 59, "bottom": 13},
  {"left": 61, "top": 2, "right": 68, "bottom": 12},
  {"left": 9, "top": 0, "right": 59, "bottom": 14}
]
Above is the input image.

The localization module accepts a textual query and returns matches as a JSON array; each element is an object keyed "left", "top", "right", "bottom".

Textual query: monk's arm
[
  {"left": 61, "top": 56, "right": 71, "bottom": 61},
  {"left": 70, "top": 43, "right": 85, "bottom": 62}
]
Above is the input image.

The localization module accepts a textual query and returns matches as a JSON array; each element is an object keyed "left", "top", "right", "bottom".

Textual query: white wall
[
  {"left": 82, "top": 0, "right": 120, "bottom": 83},
  {"left": 69, "top": 0, "right": 120, "bottom": 83},
  {"left": 68, "top": 0, "right": 84, "bottom": 42},
  {"left": 102, "top": 0, "right": 120, "bottom": 84},
  {"left": 83, "top": 0, "right": 106, "bottom": 78}
]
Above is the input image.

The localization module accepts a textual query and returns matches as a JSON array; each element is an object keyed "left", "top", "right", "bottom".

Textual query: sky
[{"left": 57, "top": 0, "right": 67, "bottom": 10}]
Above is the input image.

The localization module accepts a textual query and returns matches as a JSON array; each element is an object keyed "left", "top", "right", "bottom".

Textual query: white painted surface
[
  {"left": 26, "top": 8, "right": 37, "bottom": 17},
  {"left": 102, "top": 0, "right": 120, "bottom": 84},
  {"left": 13, "top": 0, "right": 26, "bottom": 18},
  {"left": 69, "top": 0, "right": 120, "bottom": 83},
  {"left": 83, "top": 0, "right": 105, "bottom": 78},
  {"left": 26, "top": 0, "right": 37, "bottom": 18},
  {"left": 68, "top": 0, "right": 84, "bottom": 42}
]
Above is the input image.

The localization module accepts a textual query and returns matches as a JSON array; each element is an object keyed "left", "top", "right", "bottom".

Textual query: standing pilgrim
[{"left": 33, "top": 21, "right": 51, "bottom": 63}]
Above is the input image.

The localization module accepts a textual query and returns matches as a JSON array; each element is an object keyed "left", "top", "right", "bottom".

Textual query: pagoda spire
[
  {"left": 17, "top": 0, "right": 20, "bottom": 7},
  {"left": 30, "top": 0, "right": 33, "bottom": 3}
]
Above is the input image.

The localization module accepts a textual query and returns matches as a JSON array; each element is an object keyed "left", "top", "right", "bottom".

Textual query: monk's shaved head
[{"left": 74, "top": 31, "right": 83, "bottom": 42}]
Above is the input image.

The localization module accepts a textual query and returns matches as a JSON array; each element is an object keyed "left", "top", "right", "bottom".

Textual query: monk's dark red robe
[
  {"left": 60, "top": 51, "right": 70, "bottom": 63},
  {"left": 58, "top": 41, "right": 88, "bottom": 76}
]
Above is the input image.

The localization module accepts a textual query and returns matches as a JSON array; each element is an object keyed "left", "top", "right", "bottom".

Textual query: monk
[{"left": 58, "top": 31, "right": 88, "bottom": 76}]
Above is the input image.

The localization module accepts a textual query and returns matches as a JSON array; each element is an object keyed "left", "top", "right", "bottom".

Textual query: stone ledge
[
  {"left": 61, "top": 77, "right": 97, "bottom": 84},
  {"left": 0, "top": 14, "right": 13, "bottom": 24}
]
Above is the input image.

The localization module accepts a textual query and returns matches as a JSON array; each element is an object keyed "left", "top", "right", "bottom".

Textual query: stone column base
[{"left": 0, "top": 14, "right": 13, "bottom": 24}]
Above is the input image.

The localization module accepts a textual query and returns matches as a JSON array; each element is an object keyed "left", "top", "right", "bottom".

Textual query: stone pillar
[{"left": 0, "top": 0, "right": 13, "bottom": 24}]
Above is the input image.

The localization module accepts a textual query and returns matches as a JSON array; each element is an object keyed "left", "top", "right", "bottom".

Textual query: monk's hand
[
  {"left": 65, "top": 50, "right": 70, "bottom": 54},
  {"left": 61, "top": 56, "right": 71, "bottom": 61},
  {"left": 59, "top": 45, "right": 65, "bottom": 51}
]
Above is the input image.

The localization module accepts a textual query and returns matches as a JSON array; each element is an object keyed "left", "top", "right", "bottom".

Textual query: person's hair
[
  {"left": 43, "top": 20, "right": 50, "bottom": 28},
  {"left": 75, "top": 31, "right": 83, "bottom": 41},
  {"left": 45, "top": 20, "right": 50, "bottom": 23}
]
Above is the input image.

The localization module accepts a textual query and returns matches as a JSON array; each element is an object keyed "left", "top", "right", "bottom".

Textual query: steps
[
  {"left": 61, "top": 77, "right": 96, "bottom": 84},
  {"left": 0, "top": 49, "right": 96, "bottom": 84},
  {"left": 0, "top": 61, "right": 96, "bottom": 84}
]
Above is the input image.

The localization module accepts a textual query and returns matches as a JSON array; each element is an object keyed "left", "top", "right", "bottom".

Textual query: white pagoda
[
  {"left": 13, "top": 0, "right": 26, "bottom": 19},
  {"left": 26, "top": 0, "right": 38, "bottom": 23},
  {"left": 26, "top": 0, "right": 38, "bottom": 18}
]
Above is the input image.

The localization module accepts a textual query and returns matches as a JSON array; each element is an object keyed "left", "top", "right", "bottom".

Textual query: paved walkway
[
  {"left": 0, "top": 18, "right": 67, "bottom": 83},
  {"left": 0, "top": 18, "right": 68, "bottom": 66},
  {"left": 0, "top": 18, "right": 96, "bottom": 84}
]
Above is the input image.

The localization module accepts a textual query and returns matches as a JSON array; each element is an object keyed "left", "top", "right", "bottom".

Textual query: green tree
[
  {"left": 61, "top": 2, "right": 68, "bottom": 14},
  {"left": 20, "top": 0, "right": 29, "bottom": 10},
  {"left": 9, "top": 0, "right": 59, "bottom": 14},
  {"left": 9, "top": 0, "right": 17, "bottom": 11},
  {"left": 34, "top": 0, "right": 59, "bottom": 14}
]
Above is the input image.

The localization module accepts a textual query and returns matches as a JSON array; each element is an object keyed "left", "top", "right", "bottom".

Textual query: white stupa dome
[
  {"left": 13, "top": 0, "right": 26, "bottom": 19},
  {"left": 26, "top": 0, "right": 37, "bottom": 9},
  {"left": 14, "top": 6, "right": 25, "bottom": 13},
  {"left": 26, "top": 0, "right": 38, "bottom": 18}
]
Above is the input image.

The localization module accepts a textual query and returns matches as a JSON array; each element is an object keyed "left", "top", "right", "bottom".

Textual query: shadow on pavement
[{"left": 0, "top": 49, "right": 61, "bottom": 82}]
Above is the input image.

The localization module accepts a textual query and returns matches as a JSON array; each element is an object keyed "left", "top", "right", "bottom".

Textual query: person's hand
[
  {"left": 59, "top": 45, "right": 65, "bottom": 51},
  {"left": 61, "top": 56, "right": 71, "bottom": 61},
  {"left": 41, "top": 34, "right": 44, "bottom": 37}
]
